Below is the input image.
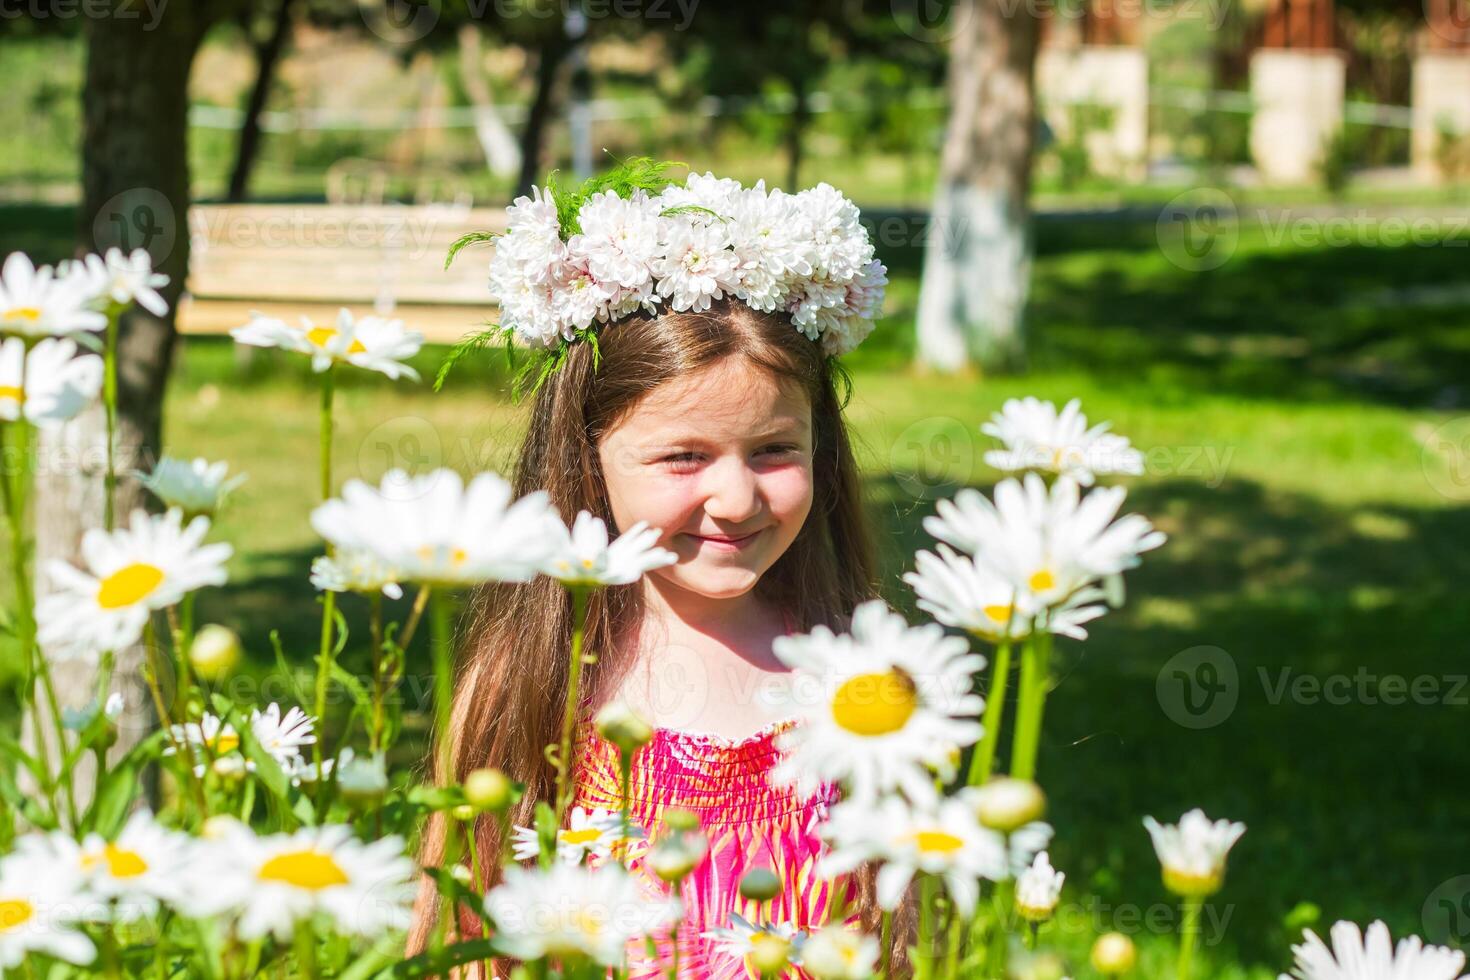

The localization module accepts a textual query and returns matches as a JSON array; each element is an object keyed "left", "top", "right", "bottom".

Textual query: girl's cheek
[{"left": 758, "top": 467, "right": 814, "bottom": 522}]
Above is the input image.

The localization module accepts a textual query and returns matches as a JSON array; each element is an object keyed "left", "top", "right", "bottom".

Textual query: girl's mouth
[{"left": 684, "top": 529, "right": 764, "bottom": 552}]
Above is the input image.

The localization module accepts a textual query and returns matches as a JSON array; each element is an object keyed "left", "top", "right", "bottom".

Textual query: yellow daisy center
[
  {"left": 96, "top": 562, "right": 165, "bottom": 609},
  {"left": 1028, "top": 569, "right": 1056, "bottom": 593},
  {"left": 0, "top": 898, "right": 34, "bottom": 933},
  {"left": 305, "top": 326, "right": 367, "bottom": 355},
  {"left": 83, "top": 844, "right": 149, "bottom": 879},
  {"left": 560, "top": 827, "right": 603, "bottom": 846},
  {"left": 749, "top": 933, "right": 791, "bottom": 960},
  {"left": 910, "top": 829, "right": 966, "bottom": 855},
  {"left": 830, "top": 669, "right": 917, "bottom": 737},
  {"left": 983, "top": 603, "right": 1014, "bottom": 624},
  {"left": 257, "top": 849, "right": 350, "bottom": 891},
  {"left": 417, "top": 545, "right": 468, "bottom": 567},
  {"left": 2, "top": 307, "right": 42, "bottom": 323},
  {"left": 0, "top": 385, "right": 23, "bottom": 404},
  {"left": 209, "top": 732, "right": 241, "bottom": 754}
]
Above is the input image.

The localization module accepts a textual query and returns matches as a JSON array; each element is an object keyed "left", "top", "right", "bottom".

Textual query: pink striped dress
[{"left": 570, "top": 707, "right": 858, "bottom": 979}]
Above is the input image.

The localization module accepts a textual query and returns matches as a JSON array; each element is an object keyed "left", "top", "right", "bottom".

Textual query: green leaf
[
  {"left": 444, "top": 230, "right": 499, "bottom": 270},
  {"left": 433, "top": 325, "right": 508, "bottom": 392},
  {"left": 270, "top": 629, "right": 309, "bottom": 705},
  {"left": 367, "top": 938, "right": 506, "bottom": 979},
  {"left": 85, "top": 730, "right": 167, "bottom": 837}
]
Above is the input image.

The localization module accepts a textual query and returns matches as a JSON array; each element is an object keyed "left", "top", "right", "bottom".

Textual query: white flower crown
[{"left": 485, "top": 170, "right": 888, "bottom": 358}]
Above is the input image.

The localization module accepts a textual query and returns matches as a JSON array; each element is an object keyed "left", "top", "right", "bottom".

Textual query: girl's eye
[
  {"left": 659, "top": 452, "right": 702, "bottom": 467},
  {"left": 758, "top": 444, "right": 799, "bottom": 458}
]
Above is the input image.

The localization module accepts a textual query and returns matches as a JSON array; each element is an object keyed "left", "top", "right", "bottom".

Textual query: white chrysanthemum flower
[
  {"left": 1281, "top": 920, "right": 1467, "bottom": 980},
  {"left": 925, "top": 474, "right": 1165, "bottom": 609},
  {"left": 0, "top": 252, "right": 107, "bottom": 338},
  {"left": 0, "top": 848, "right": 97, "bottom": 969},
  {"left": 539, "top": 511, "right": 678, "bottom": 588},
  {"left": 818, "top": 795, "right": 1014, "bottom": 917},
  {"left": 1142, "top": 808, "right": 1245, "bottom": 898},
  {"left": 905, "top": 544, "right": 1107, "bottom": 642},
  {"left": 802, "top": 923, "right": 880, "bottom": 980},
  {"left": 552, "top": 258, "right": 617, "bottom": 333},
  {"left": 797, "top": 183, "right": 874, "bottom": 283},
  {"left": 0, "top": 336, "right": 103, "bottom": 429},
  {"left": 568, "top": 190, "right": 662, "bottom": 291},
  {"left": 771, "top": 599, "right": 984, "bottom": 805},
  {"left": 310, "top": 550, "right": 404, "bottom": 600},
  {"left": 197, "top": 823, "right": 414, "bottom": 941},
  {"left": 16, "top": 811, "right": 198, "bottom": 922},
  {"left": 311, "top": 468, "right": 559, "bottom": 586},
  {"left": 484, "top": 862, "right": 682, "bottom": 965},
  {"left": 135, "top": 456, "right": 246, "bottom": 518},
  {"left": 511, "top": 806, "right": 626, "bottom": 865},
  {"left": 703, "top": 912, "right": 806, "bottom": 973},
  {"left": 61, "top": 247, "right": 170, "bottom": 316},
  {"left": 982, "top": 397, "right": 1145, "bottom": 487},
  {"left": 230, "top": 308, "right": 423, "bottom": 380},
  {"left": 1015, "top": 850, "right": 1065, "bottom": 922},
  {"left": 250, "top": 703, "right": 316, "bottom": 767},
  {"left": 652, "top": 217, "right": 740, "bottom": 313},
  {"left": 36, "top": 508, "right": 232, "bottom": 661}
]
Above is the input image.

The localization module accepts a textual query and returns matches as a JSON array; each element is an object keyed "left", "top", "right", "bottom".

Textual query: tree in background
[{"left": 914, "top": 0, "right": 1043, "bottom": 373}]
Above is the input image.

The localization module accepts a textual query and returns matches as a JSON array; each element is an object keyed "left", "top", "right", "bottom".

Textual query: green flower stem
[
  {"left": 880, "top": 908, "right": 893, "bottom": 978},
  {"left": 103, "top": 305, "right": 119, "bottom": 531},
  {"left": 941, "top": 901, "right": 963, "bottom": 980},
  {"left": 311, "top": 366, "right": 337, "bottom": 780},
  {"left": 369, "top": 592, "right": 385, "bottom": 755},
  {"left": 1010, "top": 622, "right": 1052, "bottom": 782},
  {"left": 1177, "top": 896, "right": 1202, "bottom": 980},
  {"left": 429, "top": 587, "right": 462, "bottom": 956},
  {"left": 915, "top": 873, "right": 941, "bottom": 980},
  {"left": 967, "top": 640, "right": 1011, "bottom": 786},
  {"left": 463, "top": 819, "right": 489, "bottom": 940},
  {"left": 988, "top": 877, "right": 1015, "bottom": 979},
  {"left": 553, "top": 586, "right": 590, "bottom": 823},
  {"left": 618, "top": 750, "right": 633, "bottom": 863}
]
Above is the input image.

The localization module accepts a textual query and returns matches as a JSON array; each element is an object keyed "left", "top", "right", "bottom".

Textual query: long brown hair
[{"left": 408, "top": 297, "right": 916, "bottom": 973}]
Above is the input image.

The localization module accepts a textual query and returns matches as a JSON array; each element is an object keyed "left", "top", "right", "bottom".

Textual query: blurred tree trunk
[
  {"left": 915, "top": 0, "right": 1042, "bottom": 373},
  {"left": 457, "top": 24, "right": 522, "bottom": 179},
  {"left": 515, "top": 33, "right": 573, "bottom": 199},
  {"left": 27, "top": 1, "right": 225, "bottom": 814},
  {"left": 228, "top": 0, "right": 297, "bottom": 202}
]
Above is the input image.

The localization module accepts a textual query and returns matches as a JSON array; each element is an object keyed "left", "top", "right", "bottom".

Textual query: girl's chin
[{"left": 657, "top": 566, "right": 763, "bottom": 601}]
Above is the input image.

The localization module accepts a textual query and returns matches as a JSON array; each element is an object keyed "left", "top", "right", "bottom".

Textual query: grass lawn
[{"left": 3, "top": 204, "right": 1468, "bottom": 976}]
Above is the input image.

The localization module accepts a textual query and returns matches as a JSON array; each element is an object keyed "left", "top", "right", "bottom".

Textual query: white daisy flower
[
  {"left": 165, "top": 711, "right": 242, "bottom": 775},
  {"left": 484, "top": 862, "right": 682, "bottom": 965},
  {"left": 1142, "top": 808, "right": 1245, "bottom": 898},
  {"left": 249, "top": 703, "right": 316, "bottom": 767},
  {"left": 982, "top": 397, "right": 1145, "bottom": 487},
  {"left": 511, "top": 806, "right": 626, "bottom": 865},
  {"left": 309, "top": 550, "right": 404, "bottom": 600},
  {"left": 0, "top": 251, "right": 107, "bottom": 338},
  {"left": 818, "top": 795, "right": 1015, "bottom": 917},
  {"left": 801, "top": 923, "right": 880, "bottom": 980},
  {"left": 1015, "top": 850, "right": 1065, "bottom": 922},
  {"left": 0, "top": 336, "right": 103, "bottom": 429},
  {"left": 905, "top": 543, "right": 1108, "bottom": 642},
  {"left": 61, "top": 247, "right": 170, "bottom": 316},
  {"left": 0, "top": 847, "right": 97, "bottom": 969},
  {"left": 135, "top": 456, "right": 246, "bottom": 518},
  {"left": 310, "top": 468, "right": 559, "bottom": 586},
  {"left": 702, "top": 912, "right": 806, "bottom": 973},
  {"left": 539, "top": 511, "right": 677, "bottom": 588},
  {"left": 771, "top": 599, "right": 985, "bottom": 805},
  {"left": 230, "top": 308, "right": 423, "bottom": 380},
  {"left": 925, "top": 474, "right": 1165, "bottom": 609},
  {"left": 197, "top": 823, "right": 415, "bottom": 941},
  {"left": 36, "top": 507, "right": 232, "bottom": 661},
  {"left": 1281, "top": 920, "right": 1467, "bottom": 980},
  {"left": 651, "top": 217, "right": 740, "bottom": 313}
]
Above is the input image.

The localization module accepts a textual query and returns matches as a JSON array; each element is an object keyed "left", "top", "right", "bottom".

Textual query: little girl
[{"left": 409, "top": 168, "right": 910, "bottom": 977}]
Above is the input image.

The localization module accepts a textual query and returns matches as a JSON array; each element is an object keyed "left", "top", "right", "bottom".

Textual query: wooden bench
[{"left": 177, "top": 203, "right": 508, "bottom": 345}]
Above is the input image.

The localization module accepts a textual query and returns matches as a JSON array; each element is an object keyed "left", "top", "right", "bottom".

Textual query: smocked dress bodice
[{"left": 570, "top": 710, "right": 856, "bottom": 979}]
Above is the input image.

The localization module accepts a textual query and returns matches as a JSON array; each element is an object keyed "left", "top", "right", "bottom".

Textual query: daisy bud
[
  {"left": 189, "top": 624, "right": 241, "bottom": 681},
  {"left": 201, "top": 814, "right": 245, "bottom": 840},
  {"left": 1013, "top": 951, "right": 1068, "bottom": 980},
  {"left": 1015, "top": 851, "right": 1064, "bottom": 922},
  {"left": 738, "top": 867, "right": 781, "bottom": 902},
  {"left": 663, "top": 808, "right": 701, "bottom": 833},
  {"left": 1091, "top": 932, "right": 1137, "bottom": 975},
  {"left": 452, "top": 804, "right": 476, "bottom": 822},
  {"left": 464, "top": 767, "right": 513, "bottom": 811},
  {"left": 966, "top": 777, "right": 1047, "bottom": 832},
  {"left": 648, "top": 828, "right": 707, "bottom": 883},
  {"left": 748, "top": 932, "right": 793, "bottom": 976},
  {"left": 451, "top": 864, "right": 474, "bottom": 886},
  {"left": 595, "top": 700, "right": 653, "bottom": 756},
  {"left": 336, "top": 749, "right": 388, "bottom": 806},
  {"left": 211, "top": 754, "right": 247, "bottom": 783},
  {"left": 802, "top": 925, "right": 879, "bottom": 979},
  {"left": 1142, "top": 809, "right": 1245, "bottom": 898}
]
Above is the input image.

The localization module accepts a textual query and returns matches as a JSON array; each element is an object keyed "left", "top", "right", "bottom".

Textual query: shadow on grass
[{"left": 865, "top": 471, "right": 1470, "bottom": 966}]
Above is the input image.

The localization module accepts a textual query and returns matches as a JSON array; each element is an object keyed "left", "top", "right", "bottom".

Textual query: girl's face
[{"left": 597, "top": 356, "right": 814, "bottom": 602}]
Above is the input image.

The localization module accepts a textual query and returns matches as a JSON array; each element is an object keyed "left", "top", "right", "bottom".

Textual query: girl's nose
[{"left": 700, "top": 456, "right": 763, "bottom": 525}]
